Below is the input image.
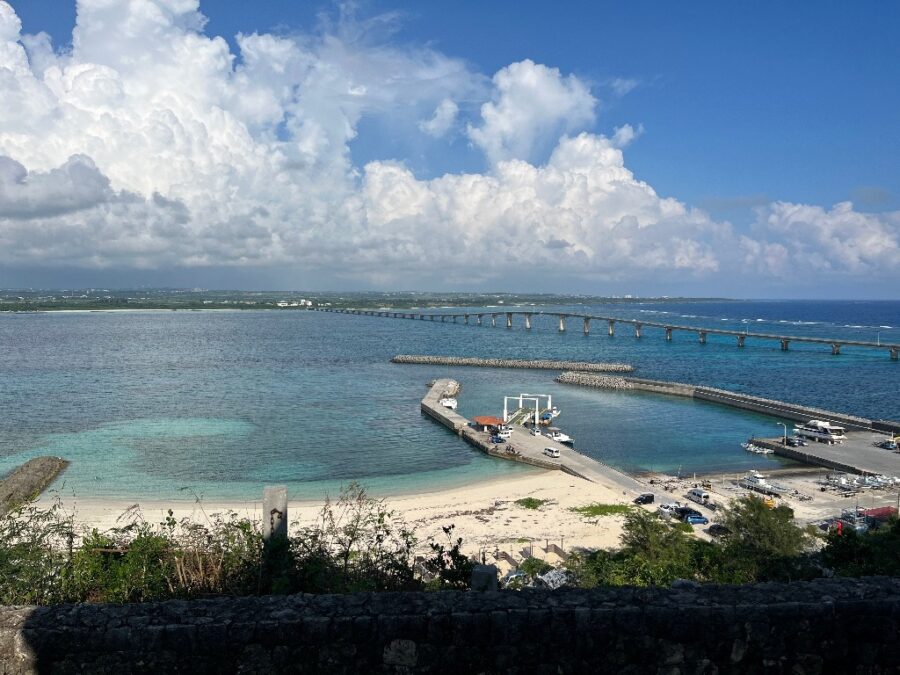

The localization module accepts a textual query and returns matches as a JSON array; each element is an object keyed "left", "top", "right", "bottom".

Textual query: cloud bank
[{"left": 0, "top": 0, "right": 897, "bottom": 292}]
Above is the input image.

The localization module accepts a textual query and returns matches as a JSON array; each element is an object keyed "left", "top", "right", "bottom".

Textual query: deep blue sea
[{"left": 0, "top": 300, "right": 897, "bottom": 501}]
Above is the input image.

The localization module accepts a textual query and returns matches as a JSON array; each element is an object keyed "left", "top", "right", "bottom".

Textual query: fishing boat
[
  {"left": 438, "top": 397, "right": 458, "bottom": 410},
  {"left": 738, "top": 470, "right": 787, "bottom": 496},
  {"left": 546, "top": 428, "right": 573, "bottom": 444}
]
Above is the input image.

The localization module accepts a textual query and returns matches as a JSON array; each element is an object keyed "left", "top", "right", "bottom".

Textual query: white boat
[
  {"left": 738, "top": 471, "right": 787, "bottom": 495},
  {"left": 438, "top": 397, "right": 458, "bottom": 410},
  {"left": 793, "top": 420, "right": 847, "bottom": 444},
  {"left": 546, "top": 428, "right": 573, "bottom": 444},
  {"left": 549, "top": 406, "right": 561, "bottom": 418}
]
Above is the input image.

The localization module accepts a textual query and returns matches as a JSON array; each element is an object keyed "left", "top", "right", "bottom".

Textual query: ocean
[{"left": 0, "top": 300, "right": 897, "bottom": 501}]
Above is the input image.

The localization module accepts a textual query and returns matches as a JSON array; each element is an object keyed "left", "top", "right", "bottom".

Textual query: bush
[
  {"left": 569, "top": 503, "right": 632, "bottom": 518},
  {"left": 514, "top": 497, "right": 547, "bottom": 510}
]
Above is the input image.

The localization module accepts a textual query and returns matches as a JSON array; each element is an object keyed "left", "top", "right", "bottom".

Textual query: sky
[{"left": 1, "top": 0, "right": 898, "bottom": 297}]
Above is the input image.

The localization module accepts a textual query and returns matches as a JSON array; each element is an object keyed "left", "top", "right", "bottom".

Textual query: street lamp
[{"left": 777, "top": 422, "right": 787, "bottom": 444}]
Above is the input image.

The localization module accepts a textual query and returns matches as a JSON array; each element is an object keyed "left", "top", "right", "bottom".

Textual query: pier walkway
[
  {"left": 750, "top": 434, "right": 900, "bottom": 477},
  {"left": 421, "top": 379, "right": 645, "bottom": 495},
  {"left": 319, "top": 307, "right": 900, "bottom": 360}
]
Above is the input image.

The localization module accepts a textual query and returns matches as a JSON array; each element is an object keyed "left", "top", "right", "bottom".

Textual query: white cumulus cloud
[{"left": 0, "top": 0, "right": 897, "bottom": 294}]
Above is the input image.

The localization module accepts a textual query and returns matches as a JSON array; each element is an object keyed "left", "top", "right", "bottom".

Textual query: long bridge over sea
[{"left": 316, "top": 307, "right": 900, "bottom": 360}]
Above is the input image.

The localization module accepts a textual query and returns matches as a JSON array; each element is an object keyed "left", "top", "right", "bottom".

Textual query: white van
[{"left": 687, "top": 488, "right": 709, "bottom": 504}]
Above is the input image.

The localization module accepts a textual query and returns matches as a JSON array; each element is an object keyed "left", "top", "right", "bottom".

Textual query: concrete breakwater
[
  {"left": 394, "top": 354, "right": 633, "bottom": 372},
  {"left": 0, "top": 457, "right": 69, "bottom": 515},
  {"left": 556, "top": 372, "right": 894, "bottom": 432},
  {"left": 554, "top": 372, "right": 634, "bottom": 390}
]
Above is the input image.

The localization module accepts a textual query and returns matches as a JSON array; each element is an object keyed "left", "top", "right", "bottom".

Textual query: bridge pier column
[
  {"left": 780, "top": 339, "right": 790, "bottom": 351},
  {"left": 634, "top": 323, "right": 642, "bottom": 338},
  {"left": 737, "top": 335, "right": 745, "bottom": 348},
  {"left": 419, "top": 314, "right": 425, "bottom": 320},
  {"left": 699, "top": 331, "right": 707, "bottom": 344},
  {"left": 665, "top": 327, "right": 673, "bottom": 341},
  {"left": 452, "top": 315, "right": 457, "bottom": 323},
  {"left": 506, "top": 312, "right": 512, "bottom": 329},
  {"left": 523, "top": 313, "right": 532, "bottom": 329},
  {"left": 464, "top": 314, "right": 469, "bottom": 325},
  {"left": 440, "top": 315, "right": 445, "bottom": 322},
  {"left": 558, "top": 315, "right": 566, "bottom": 332},
  {"left": 583, "top": 318, "right": 590, "bottom": 335},
  {"left": 477, "top": 314, "right": 483, "bottom": 326},
  {"left": 491, "top": 314, "right": 497, "bottom": 328},
  {"left": 890, "top": 347, "right": 898, "bottom": 361},
  {"left": 831, "top": 343, "right": 841, "bottom": 355},
  {"left": 608, "top": 320, "right": 615, "bottom": 337}
]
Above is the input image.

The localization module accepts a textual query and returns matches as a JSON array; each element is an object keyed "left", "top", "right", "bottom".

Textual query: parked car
[
  {"left": 633, "top": 493, "right": 655, "bottom": 505},
  {"left": 543, "top": 447, "right": 560, "bottom": 458},
  {"left": 674, "top": 506, "right": 702, "bottom": 520},
  {"left": 489, "top": 435, "right": 505, "bottom": 444},
  {"left": 684, "top": 514, "right": 709, "bottom": 525},
  {"left": 530, "top": 427, "right": 542, "bottom": 437}
]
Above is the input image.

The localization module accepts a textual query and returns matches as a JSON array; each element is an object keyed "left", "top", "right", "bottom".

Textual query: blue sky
[{"left": 2, "top": 0, "right": 899, "bottom": 296}]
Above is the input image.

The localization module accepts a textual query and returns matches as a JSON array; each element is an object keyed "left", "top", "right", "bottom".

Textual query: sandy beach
[{"left": 38, "top": 470, "right": 631, "bottom": 568}]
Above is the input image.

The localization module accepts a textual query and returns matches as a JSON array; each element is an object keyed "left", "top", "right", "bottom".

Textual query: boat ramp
[{"left": 421, "top": 379, "right": 645, "bottom": 494}]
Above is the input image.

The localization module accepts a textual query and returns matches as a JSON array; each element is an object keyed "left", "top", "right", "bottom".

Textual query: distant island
[{"left": 0, "top": 289, "right": 733, "bottom": 312}]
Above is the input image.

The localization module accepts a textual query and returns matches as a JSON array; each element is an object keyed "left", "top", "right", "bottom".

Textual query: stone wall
[{"left": 1, "top": 578, "right": 898, "bottom": 673}]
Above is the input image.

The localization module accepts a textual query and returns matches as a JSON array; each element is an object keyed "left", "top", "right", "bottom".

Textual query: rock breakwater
[
  {"left": 0, "top": 456, "right": 69, "bottom": 515},
  {"left": 394, "top": 355, "right": 633, "bottom": 372},
  {"left": 555, "top": 372, "right": 634, "bottom": 390}
]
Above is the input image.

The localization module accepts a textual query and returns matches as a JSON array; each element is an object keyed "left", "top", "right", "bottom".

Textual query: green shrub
[
  {"left": 514, "top": 497, "right": 547, "bottom": 510},
  {"left": 569, "top": 503, "right": 632, "bottom": 517}
]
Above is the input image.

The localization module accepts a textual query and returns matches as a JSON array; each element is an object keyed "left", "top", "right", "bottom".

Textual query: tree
[{"left": 717, "top": 496, "right": 814, "bottom": 582}]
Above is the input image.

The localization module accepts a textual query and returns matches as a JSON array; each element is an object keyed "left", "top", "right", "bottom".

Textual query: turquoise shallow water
[{"left": 0, "top": 301, "right": 897, "bottom": 500}]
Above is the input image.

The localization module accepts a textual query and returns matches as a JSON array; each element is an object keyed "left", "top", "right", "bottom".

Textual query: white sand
[{"left": 39, "top": 470, "right": 629, "bottom": 565}]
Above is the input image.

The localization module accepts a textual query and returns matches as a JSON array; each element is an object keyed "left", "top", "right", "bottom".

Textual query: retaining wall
[{"left": 1, "top": 578, "right": 898, "bottom": 673}]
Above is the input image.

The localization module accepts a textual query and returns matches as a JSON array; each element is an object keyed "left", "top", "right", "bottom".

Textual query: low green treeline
[
  {"left": 564, "top": 499, "right": 899, "bottom": 588},
  {"left": 1, "top": 487, "right": 897, "bottom": 605}
]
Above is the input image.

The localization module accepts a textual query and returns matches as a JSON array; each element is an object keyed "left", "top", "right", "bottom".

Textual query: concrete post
[
  {"left": 781, "top": 339, "right": 790, "bottom": 351},
  {"left": 665, "top": 327, "right": 673, "bottom": 341},
  {"left": 453, "top": 316, "right": 457, "bottom": 323},
  {"left": 441, "top": 315, "right": 445, "bottom": 322},
  {"left": 737, "top": 335, "right": 745, "bottom": 348},
  {"left": 506, "top": 312, "right": 513, "bottom": 328},
  {"left": 262, "top": 485, "right": 288, "bottom": 542},
  {"left": 634, "top": 324, "right": 642, "bottom": 338},
  {"left": 491, "top": 314, "right": 497, "bottom": 327},
  {"left": 699, "top": 331, "right": 707, "bottom": 344},
  {"left": 477, "top": 314, "right": 483, "bottom": 326},
  {"left": 558, "top": 315, "right": 566, "bottom": 332},
  {"left": 583, "top": 318, "right": 590, "bottom": 335},
  {"left": 608, "top": 320, "right": 615, "bottom": 337},
  {"left": 891, "top": 347, "right": 898, "bottom": 360},
  {"left": 831, "top": 343, "right": 841, "bottom": 355},
  {"left": 464, "top": 314, "right": 469, "bottom": 325},
  {"left": 524, "top": 314, "right": 532, "bottom": 329}
]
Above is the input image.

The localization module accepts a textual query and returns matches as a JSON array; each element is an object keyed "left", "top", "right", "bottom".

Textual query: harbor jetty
[
  {"left": 421, "top": 379, "right": 645, "bottom": 493},
  {"left": 0, "top": 456, "right": 69, "bottom": 515},
  {"left": 394, "top": 355, "right": 632, "bottom": 372},
  {"left": 555, "top": 372, "right": 898, "bottom": 434},
  {"left": 322, "top": 307, "right": 900, "bottom": 360}
]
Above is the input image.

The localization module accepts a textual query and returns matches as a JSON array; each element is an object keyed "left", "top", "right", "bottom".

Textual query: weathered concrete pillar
[
  {"left": 506, "top": 312, "right": 513, "bottom": 328},
  {"left": 464, "top": 314, "right": 469, "bottom": 325},
  {"left": 891, "top": 347, "right": 898, "bottom": 360},
  {"left": 781, "top": 339, "right": 790, "bottom": 351},
  {"left": 430, "top": 315, "right": 434, "bottom": 321},
  {"left": 583, "top": 318, "right": 591, "bottom": 335},
  {"left": 524, "top": 314, "right": 532, "bottom": 329},
  {"left": 831, "top": 343, "right": 841, "bottom": 355},
  {"left": 698, "top": 331, "right": 707, "bottom": 344},
  {"left": 477, "top": 314, "right": 483, "bottom": 326},
  {"left": 262, "top": 485, "right": 288, "bottom": 542},
  {"left": 453, "top": 315, "right": 457, "bottom": 323},
  {"left": 634, "top": 323, "right": 642, "bottom": 338},
  {"left": 491, "top": 314, "right": 497, "bottom": 327},
  {"left": 608, "top": 320, "right": 615, "bottom": 337},
  {"left": 737, "top": 335, "right": 745, "bottom": 348},
  {"left": 558, "top": 315, "right": 566, "bottom": 332},
  {"left": 665, "top": 327, "right": 673, "bottom": 341},
  {"left": 440, "top": 315, "right": 445, "bottom": 322}
]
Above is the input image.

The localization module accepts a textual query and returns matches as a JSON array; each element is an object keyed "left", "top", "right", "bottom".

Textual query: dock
[
  {"left": 750, "top": 434, "right": 900, "bottom": 477},
  {"left": 421, "top": 379, "right": 646, "bottom": 494}
]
